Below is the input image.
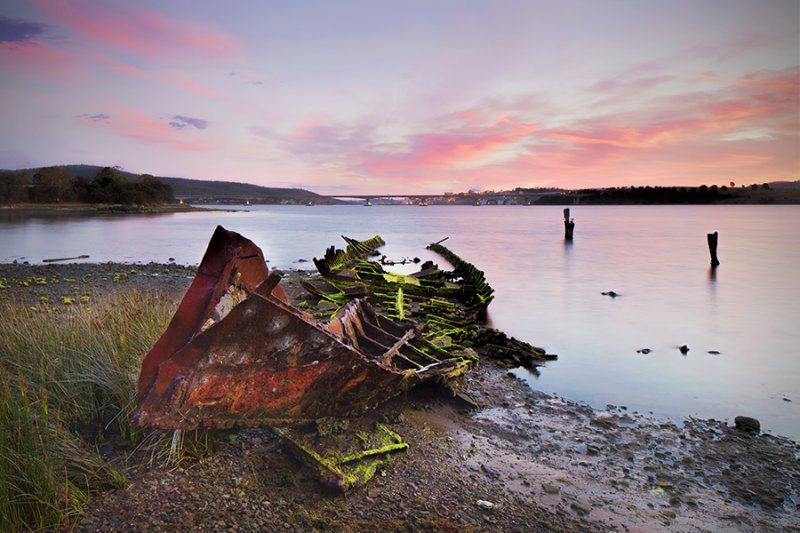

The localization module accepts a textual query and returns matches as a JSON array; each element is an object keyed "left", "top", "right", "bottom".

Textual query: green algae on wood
[
  {"left": 275, "top": 423, "right": 408, "bottom": 492},
  {"left": 313, "top": 235, "right": 386, "bottom": 276}
]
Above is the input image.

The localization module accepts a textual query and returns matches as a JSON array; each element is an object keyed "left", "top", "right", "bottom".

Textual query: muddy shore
[{"left": 2, "top": 263, "right": 798, "bottom": 532}]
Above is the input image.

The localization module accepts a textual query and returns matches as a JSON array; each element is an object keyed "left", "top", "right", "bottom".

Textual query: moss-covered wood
[
  {"left": 275, "top": 423, "right": 408, "bottom": 492},
  {"left": 305, "top": 234, "right": 553, "bottom": 373},
  {"left": 313, "top": 235, "right": 386, "bottom": 276}
]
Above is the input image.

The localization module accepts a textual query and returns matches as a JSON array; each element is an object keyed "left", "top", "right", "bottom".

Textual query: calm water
[{"left": 2, "top": 205, "right": 799, "bottom": 439}]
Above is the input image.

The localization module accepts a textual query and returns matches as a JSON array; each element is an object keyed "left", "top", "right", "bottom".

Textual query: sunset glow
[{"left": 1, "top": 0, "right": 797, "bottom": 194}]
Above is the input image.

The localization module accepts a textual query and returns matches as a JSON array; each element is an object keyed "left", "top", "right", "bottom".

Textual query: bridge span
[{"left": 174, "top": 191, "right": 567, "bottom": 205}]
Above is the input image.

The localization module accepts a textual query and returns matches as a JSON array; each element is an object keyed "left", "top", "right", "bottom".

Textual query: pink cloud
[
  {"left": 348, "top": 69, "right": 795, "bottom": 191},
  {"left": 77, "top": 46, "right": 220, "bottom": 98},
  {"left": 275, "top": 66, "right": 794, "bottom": 193},
  {"left": 5, "top": 3, "right": 234, "bottom": 99},
  {"left": 60, "top": 46, "right": 219, "bottom": 99},
  {"left": 434, "top": 127, "right": 796, "bottom": 192},
  {"left": 534, "top": 69, "right": 798, "bottom": 175},
  {"left": 28, "top": 0, "right": 240, "bottom": 64},
  {"left": 541, "top": 99, "right": 786, "bottom": 154},
  {"left": 158, "top": 70, "right": 220, "bottom": 99},
  {"left": 132, "top": 8, "right": 239, "bottom": 61},
  {"left": 0, "top": 39, "right": 79, "bottom": 81},
  {"left": 449, "top": 109, "right": 493, "bottom": 127},
  {"left": 280, "top": 112, "right": 541, "bottom": 180},
  {"left": 358, "top": 117, "right": 540, "bottom": 175},
  {"left": 78, "top": 106, "right": 210, "bottom": 153},
  {"left": 293, "top": 115, "right": 336, "bottom": 140},
  {"left": 692, "top": 71, "right": 799, "bottom": 91},
  {"left": 78, "top": 47, "right": 147, "bottom": 77}
]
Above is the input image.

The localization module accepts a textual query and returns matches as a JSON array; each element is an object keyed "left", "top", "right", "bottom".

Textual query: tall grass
[{"left": 0, "top": 289, "right": 176, "bottom": 531}]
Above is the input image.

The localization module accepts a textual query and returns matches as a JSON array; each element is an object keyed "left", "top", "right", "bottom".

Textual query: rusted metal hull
[{"left": 134, "top": 226, "right": 470, "bottom": 430}]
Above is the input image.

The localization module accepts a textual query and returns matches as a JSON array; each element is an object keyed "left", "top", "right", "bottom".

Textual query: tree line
[
  {"left": 0, "top": 166, "right": 173, "bottom": 205},
  {"left": 534, "top": 184, "right": 774, "bottom": 205}
]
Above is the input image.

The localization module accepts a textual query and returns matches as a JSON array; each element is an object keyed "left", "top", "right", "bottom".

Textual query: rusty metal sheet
[{"left": 136, "top": 225, "right": 282, "bottom": 405}]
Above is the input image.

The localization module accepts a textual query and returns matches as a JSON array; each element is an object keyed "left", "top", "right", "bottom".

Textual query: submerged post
[
  {"left": 707, "top": 231, "right": 720, "bottom": 266},
  {"left": 563, "top": 208, "right": 575, "bottom": 241}
]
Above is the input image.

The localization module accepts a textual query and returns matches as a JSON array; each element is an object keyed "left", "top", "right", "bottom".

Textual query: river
[{"left": 2, "top": 204, "right": 798, "bottom": 439}]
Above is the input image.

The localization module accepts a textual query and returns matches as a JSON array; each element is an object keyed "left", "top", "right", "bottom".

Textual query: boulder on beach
[{"left": 734, "top": 416, "right": 760, "bottom": 434}]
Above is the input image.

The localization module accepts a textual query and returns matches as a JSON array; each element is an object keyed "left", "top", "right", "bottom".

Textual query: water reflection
[
  {"left": 522, "top": 365, "right": 540, "bottom": 378},
  {"left": 708, "top": 265, "right": 717, "bottom": 283}
]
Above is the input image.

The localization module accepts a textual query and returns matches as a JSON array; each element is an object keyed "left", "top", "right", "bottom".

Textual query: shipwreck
[
  {"left": 134, "top": 226, "right": 553, "bottom": 431},
  {"left": 133, "top": 225, "right": 555, "bottom": 489}
]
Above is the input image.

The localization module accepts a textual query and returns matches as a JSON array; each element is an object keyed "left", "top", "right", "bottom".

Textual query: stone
[
  {"left": 734, "top": 416, "right": 760, "bottom": 434},
  {"left": 481, "top": 463, "right": 501, "bottom": 477},
  {"left": 570, "top": 502, "right": 591, "bottom": 515},
  {"left": 541, "top": 483, "right": 560, "bottom": 494},
  {"left": 476, "top": 500, "right": 495, "bottom": 510}
]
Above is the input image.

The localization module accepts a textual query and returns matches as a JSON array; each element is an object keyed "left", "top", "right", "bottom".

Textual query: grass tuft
[{"left": 0, "top": 289, "right": 177, "bottom": 531}]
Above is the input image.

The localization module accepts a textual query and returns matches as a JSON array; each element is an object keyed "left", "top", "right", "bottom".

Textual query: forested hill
[
  {"left": 52, "top": 165, "right": 320, "bottom": 198},
  {"left": 157, "top": 176, "right": 318, "bottom": 198}
]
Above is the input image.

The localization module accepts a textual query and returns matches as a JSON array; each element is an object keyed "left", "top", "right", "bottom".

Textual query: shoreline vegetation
[
  {"left": 1, "top": 262, "right": 798, "bottom": 532},
  {"left": 3, "top": 165, "right": 799, "bottom": 209},
  {"left": 0, "top": 203, "right": 214, "bottom": 217},
  {"left": 0, "top": 167, "right": 174, "bottom": 207}
]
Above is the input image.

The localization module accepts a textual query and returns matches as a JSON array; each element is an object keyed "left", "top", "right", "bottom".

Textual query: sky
[{"left": 1, "top": 0, "right": 798, "bottom": 195}]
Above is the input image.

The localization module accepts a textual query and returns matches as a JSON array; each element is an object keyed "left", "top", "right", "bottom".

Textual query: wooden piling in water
[
  {"left": 707, "top": 231, "right": 720, "bottom": 266},
  {"left": 563, "top": 208, "right": 575, "bottom": 240}
]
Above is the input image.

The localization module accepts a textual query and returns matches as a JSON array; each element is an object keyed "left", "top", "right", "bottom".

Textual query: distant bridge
[{"left": 175, "top": 191, "right": 567, "bottom": 205}]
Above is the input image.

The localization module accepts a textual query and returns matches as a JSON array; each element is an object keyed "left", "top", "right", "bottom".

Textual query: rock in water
[{"left": 734, "top": 416, "right": 760, "bottom": 434}]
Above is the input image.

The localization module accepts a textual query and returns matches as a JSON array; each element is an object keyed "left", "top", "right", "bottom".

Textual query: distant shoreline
[{"left": 0, "top": 203, "right": 220, "bottom": 216}]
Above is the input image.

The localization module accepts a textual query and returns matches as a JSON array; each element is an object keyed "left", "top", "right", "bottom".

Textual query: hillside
[
  {"left": 769, "top": 180, "right": 800, "bottom": 189},
  {"left": 157, "top": 176, "right": 318, "bottom": 198},
  {"left": 14, "top": 164, "right": 321, "bottom": 199}
]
